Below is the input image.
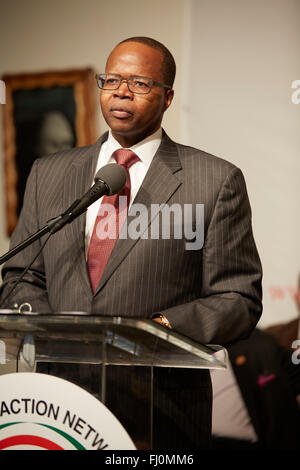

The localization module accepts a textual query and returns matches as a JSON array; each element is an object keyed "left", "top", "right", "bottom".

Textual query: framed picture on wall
[{"left": 2, "top": 68, "right": 98, "bottom": 236}]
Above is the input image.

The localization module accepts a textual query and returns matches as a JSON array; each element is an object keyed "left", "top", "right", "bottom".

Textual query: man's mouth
[{"left": 110, "top": 107, "right": 133, "bottom": 119}]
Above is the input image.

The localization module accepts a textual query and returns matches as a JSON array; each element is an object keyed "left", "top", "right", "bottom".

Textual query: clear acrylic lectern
[{"left": 0, "top": 311, "right": 227, "bottom": 449}]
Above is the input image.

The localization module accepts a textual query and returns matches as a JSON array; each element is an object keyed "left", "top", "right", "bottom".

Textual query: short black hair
[{"left": 117, "top": 36, "right": 176, "bottom": 88}]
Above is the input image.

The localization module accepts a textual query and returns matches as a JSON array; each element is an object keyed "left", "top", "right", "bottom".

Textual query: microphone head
[{"left": 94, "top": 163, "right": 127, "bottom": 195}]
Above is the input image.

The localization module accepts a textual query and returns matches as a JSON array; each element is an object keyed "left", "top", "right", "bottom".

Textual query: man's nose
[{"left": 114, "top": 79, "right": 133, "bottom": 98}]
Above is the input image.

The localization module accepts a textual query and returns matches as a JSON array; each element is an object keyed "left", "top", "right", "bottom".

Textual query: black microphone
[
  {"left": 0, "top": 163, "right": 127, "bottom": 306},
  {"left": 50, "top": 163, "right": 127, "bottom": 234},
  {"left": 0, "top": 163, "right": 127, "bottom": 266}
]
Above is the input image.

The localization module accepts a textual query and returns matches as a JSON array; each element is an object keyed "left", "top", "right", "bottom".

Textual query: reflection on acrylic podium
[{"left": 0, "top": 312, "right": 227, "bottom": 449}]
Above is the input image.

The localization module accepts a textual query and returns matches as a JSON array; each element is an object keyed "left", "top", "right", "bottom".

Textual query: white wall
[{"left": 182, "top": 0, "right": 300, "bottom": 327}]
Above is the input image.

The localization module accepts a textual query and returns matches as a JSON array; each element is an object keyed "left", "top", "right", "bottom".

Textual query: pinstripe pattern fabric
[{"left": 0, "top": 130, "right": 262, "bottom": 346}]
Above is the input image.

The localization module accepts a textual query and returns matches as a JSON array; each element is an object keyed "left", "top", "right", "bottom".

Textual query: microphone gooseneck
[
  {"left": 0, "top": 163, "right": 127, "bottom": 307},
  {"left": 50, "top": 163, "right": 127, "bottom": 234},
  {"left": 0, "top": 163, "right": 127, "bottom": 265}
]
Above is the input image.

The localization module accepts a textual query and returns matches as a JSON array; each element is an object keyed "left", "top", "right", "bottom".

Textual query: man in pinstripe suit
[{"left": 0, "top": 37, "right": 262, "bottom": 448}]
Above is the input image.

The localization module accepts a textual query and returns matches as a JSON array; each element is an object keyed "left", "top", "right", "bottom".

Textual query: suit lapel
[
  {"left": 95, "top": 132, "right": 182, "bottom": 295},
  {"left": 62, "top": 134, "right": 108, "bottom": 298}
]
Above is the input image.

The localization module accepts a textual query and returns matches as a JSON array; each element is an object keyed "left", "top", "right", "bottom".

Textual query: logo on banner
[{"left": 0, "top": 373, "right": 136, "bottom": 450}]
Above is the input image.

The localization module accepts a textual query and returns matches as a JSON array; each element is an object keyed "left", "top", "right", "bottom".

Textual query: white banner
[{"left": 0, "top": 373, "right": 136, "bottom": 450}]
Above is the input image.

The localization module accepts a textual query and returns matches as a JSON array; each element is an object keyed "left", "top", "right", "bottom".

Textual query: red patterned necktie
[{"left": 87, "top": 149, "right": 140, "bottom": 293}]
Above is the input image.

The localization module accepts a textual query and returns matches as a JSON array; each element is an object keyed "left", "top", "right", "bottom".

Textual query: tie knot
[{"left": 112, "top": 149, "right": 140, "bottom": 168}]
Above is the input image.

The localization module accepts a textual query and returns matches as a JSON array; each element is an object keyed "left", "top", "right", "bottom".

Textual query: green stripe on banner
[
  {"left": 37, "top": 423, "right": 86, "bottom": 450},
  {"left": 0, "top": 422, "right": 21, "bottom": 430},
  {"left": 0, "top": 421, "right": 86, "bottom": 450}
]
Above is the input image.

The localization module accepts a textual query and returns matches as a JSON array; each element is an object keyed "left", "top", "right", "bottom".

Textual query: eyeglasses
[{"left": 96, "top": 73, "right": 171, "bottom": 94}]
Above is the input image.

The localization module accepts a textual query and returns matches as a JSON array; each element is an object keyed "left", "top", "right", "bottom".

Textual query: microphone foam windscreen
[{"left": 95, "top": 163, "right": 127, "bottom": 195}]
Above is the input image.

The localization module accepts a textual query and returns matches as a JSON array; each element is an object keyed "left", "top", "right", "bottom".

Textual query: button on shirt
[{"left": 85, "top": 128, "right": 162, "bottom": 255}]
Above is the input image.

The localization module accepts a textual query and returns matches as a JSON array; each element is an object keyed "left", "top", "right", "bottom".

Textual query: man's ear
[{"left": 164, "top": 89, "right": 174, "bottom": 111}]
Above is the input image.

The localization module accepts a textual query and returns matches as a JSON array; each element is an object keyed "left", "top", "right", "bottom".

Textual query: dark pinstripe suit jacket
[{"left": 1, "top": 130, "right": 262, "bottom": 346}]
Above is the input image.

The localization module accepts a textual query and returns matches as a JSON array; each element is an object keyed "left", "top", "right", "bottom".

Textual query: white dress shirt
[
  {"left": 210, "top": 362, "right": 258, "bottom": 442},
  {"left": 85, "top": 128, "right": 162, "bottom": 254}
]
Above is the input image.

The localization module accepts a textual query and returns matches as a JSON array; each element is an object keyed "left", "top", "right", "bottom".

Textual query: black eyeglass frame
[{"left": 95, "top": 73, "right": 172, "bottom": 94}]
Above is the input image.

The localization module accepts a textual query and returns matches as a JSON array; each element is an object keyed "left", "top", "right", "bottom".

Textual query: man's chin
[
  {"left": 107, "top": 117, "right": 136, "bottom": 134},
  {"left": 110, "top": 127, "right": 139, "bottom": 147}
]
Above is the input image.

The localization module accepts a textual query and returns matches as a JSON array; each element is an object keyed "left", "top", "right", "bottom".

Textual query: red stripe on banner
[{"left": 0, "top": 435, "right": 64, "bottom": 450}]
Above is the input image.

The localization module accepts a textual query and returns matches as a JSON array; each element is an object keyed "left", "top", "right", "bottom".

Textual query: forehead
[{"left": 105, "top": 42, "right": 164, "bottom": 80}]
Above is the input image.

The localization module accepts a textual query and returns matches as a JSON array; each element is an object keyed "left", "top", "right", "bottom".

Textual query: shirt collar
[{"left": 105, "top": 128, "right": 162, "bottom": 166}]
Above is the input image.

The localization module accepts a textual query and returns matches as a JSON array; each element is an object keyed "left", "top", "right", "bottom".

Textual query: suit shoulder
[
  {"left": 23, "top": 142, "right": 99, "bottom": 198},
  {"left": 175, "top": 141, "right": 238, "bottom": 173},
  {"left": 31, "top": 141, "right": 100, "bottom": 186},
  {"left": 36, "top": 142, "right": 98, "bottom": 170},
  {"left": 172, "top": 142, "right": 244, "bottom": 193}
]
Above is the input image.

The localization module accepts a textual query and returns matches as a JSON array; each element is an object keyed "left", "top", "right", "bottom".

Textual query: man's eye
[
  {"left": 133, "top": 80, "right": 150, "bottom": 89},
  {"left": 106, "top": 78, "right": 118, "bottom": 85}
]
